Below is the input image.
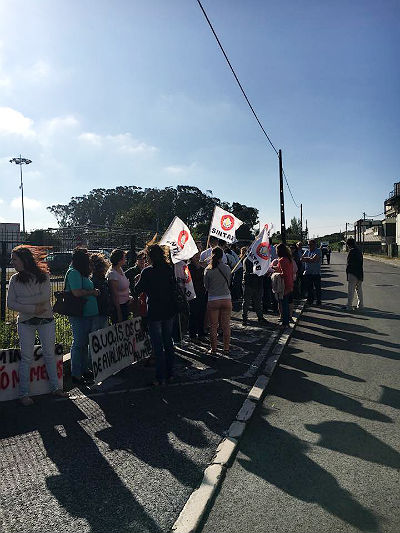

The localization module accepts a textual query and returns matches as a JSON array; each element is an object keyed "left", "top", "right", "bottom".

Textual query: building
[
  {"left": 384, "top": 181, "right": 400, "bottom": 247},
  {"left": 0, "top": 223, "right": 21, "bottom": 255}
]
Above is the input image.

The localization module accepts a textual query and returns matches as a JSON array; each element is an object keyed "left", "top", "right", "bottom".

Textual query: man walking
[
  {"left": 344, "top": 237, "right": 364, "bottom": 311},
  {"left": 301, "top": 239, "right": 322, "bottom": 306}
]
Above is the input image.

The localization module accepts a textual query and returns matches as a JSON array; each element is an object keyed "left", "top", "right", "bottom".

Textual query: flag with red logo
[
  {"left": 160, "top": 216, "right": 198, "bottom": 264},
  {"left": 174, "top": 261, "right": 196, "bottom": 301},
  {"left": 209, "top": 206, "right": 243, "bottom": 244},
  {"left": 246, "top": 224, "right": 272, "bottom": 276}
]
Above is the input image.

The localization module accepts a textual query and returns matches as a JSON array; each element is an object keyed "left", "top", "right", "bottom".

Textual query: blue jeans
[
  {"left": 147, "top": 318, "right": 175, "bottom": 382},
  {"left": 69, "top": 316, "right": 95, "bottom": 377},
  {"left": 281, "top": 295, "right": 289, "bottom": 326},
  {"left": 92, "top": 315, "right": 109, "bottom": 331}
]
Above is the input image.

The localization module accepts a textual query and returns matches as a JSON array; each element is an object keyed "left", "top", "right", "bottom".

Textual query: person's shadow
[
  {"left": 0, "top": 399, "right": 161, "bottom": 533},
  {"left": 238, "top": 410, "right": 380, "bottom": 532}
]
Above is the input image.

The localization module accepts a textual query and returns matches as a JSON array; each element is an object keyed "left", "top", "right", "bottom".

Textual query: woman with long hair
[
  {"left": 7, "top": 246, "right": 67, "bottom": 405},
  {"left": 203, "top": 246, "right": 232, "bottom": 355},
  {"left": 90, "top": 252, "right": 111, "bottom": 331},
  {"left": 134, "top": 244, "right": 176, "bottom": 386},
  {"left": 65, "top": 247, "right": 99, "bottom": 384},
  {"left": 107, "top": 249, "right": 131, "bottom": 324},
  {"left": 276, "top": 243, "right": 294, "bottom": 327}
]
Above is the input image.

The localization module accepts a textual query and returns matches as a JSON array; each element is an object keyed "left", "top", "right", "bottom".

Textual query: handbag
[{"left": 53, "top": 272, "right": 86, "bottom": 317}]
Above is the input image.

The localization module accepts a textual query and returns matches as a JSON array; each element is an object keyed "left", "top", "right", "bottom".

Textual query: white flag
[
  {"left": 160, "top": 216, "right": 198, "bottom": 264},
  {"left": 246, "top": 225, "right": 272, "bottom": 276},
  {"left": 174, "top": 261, "right": 196, "bottom": 301},
  {"left": 209, "top": 206, "right": 243, "bottom": 244}
]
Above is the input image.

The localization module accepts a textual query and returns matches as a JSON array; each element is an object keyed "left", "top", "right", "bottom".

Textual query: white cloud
[
  {"left": 0, "top": 198, "right": 3, "bottom": 205},
  {"left": 79, "top": 131, "right": 157, "bottom": 155},
  {"left": 10, "top": 197, "right": 42, "bottom": 211},
  {"left": 164, "top": 162, "right": 197, "bottom": 175},
  {"left": 0, "top": 107, "right": 36, "bottom": 138}
]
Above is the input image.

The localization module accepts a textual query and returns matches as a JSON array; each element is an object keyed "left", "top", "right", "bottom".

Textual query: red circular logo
[
  {"left": 177, "top": 230, "right": 189, "bottom": 249},
  {"left": 183, "top": 264, "right": 192, "bottom": 284},
  {"left": 221, "top": 215, "right": 234, "bottom": 231},
  {"left": 256, "top": 242, "right": 270, "bottom": 260}
]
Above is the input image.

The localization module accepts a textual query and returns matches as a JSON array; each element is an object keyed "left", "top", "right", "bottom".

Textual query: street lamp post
[{"left": 9, "top": 155, "right": 32, "bottom": 234}]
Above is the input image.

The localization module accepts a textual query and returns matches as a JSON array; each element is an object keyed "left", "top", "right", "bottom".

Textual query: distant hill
[{"left": 316, "top": 231, "right": 344, "bottom": 243}]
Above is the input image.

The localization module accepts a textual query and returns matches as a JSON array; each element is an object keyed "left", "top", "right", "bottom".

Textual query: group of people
[{"left": 6, "top": 235, "right": 330, "bottom": 404}]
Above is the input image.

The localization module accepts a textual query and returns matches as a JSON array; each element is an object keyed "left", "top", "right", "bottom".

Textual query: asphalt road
[
  {"left": 201, "top": 253, "right": 400, "bottom": 533},
  {"left": 0, "top": 301, "right": 280, "bottom": 533}
]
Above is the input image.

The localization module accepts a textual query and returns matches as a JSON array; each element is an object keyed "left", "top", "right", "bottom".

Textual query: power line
[
  {"left": 282, "top": 169, "right": 299, "bottom": 208},
  {"left": 196, "top": 0, "right": 279, "bottom": 156},
  {"left": 196, "top": 0, "right": 301, "bottom": 209}
]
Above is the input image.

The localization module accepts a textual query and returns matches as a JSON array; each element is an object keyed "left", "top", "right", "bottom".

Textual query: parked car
[{"left": 45, "top": 252, "right": 72, "bottom": 274}]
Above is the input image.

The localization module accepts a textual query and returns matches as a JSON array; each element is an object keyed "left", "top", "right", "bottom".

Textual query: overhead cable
[{"left": 196, "top": 0, "right": 301, "bottom": 208}]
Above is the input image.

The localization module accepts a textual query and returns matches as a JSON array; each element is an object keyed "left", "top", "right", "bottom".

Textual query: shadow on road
[
  {"left": 379, "top": 385, "right": 400, "bottom": 410},
  {"left": 281, "top": 347, "right": 365, "bottom": 383},
  {"left": 269, "top": 366, "right": 393, "bottom": 423},
  {"left": 0, "top": 400, "right": 161, "bottom": 533},
  {"left": 305, "top": 421, "right": 400, "bottom": 469},
  {"left": 238, "top": 409, "right": 380, "bottom": 532},
  {"left": 297, "top": 323, "right": 400, "bottom": 362}
]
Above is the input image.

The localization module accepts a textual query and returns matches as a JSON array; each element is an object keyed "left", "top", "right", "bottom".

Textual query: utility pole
[
  {"left": 300, "top": 203, "right": 303, "bottom": 242},
  {"left": 362, "top": 212, "right": 366, "bottom": 252},
  {"left": 279, "top": 149, "right": 286, "bottom": 243}
]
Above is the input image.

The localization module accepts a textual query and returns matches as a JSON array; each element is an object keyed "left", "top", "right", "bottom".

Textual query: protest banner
[
  {"left": 247, "top": 224, "right": 272, "bottom": 276},
  {"left": 160, "top": 216, "right": 198, "bottom": 264},
  {"left": 89, "top": 316, "right": 152, "bottom": 384},
  {"left": 174, "top": 260, "right": 196, "bottom": 301},
  {"left": 0, "top": 344, "right": 63, "bottom": 402},
  {"left": 209, "top": 206, "right": 243, "bottom": 244}
]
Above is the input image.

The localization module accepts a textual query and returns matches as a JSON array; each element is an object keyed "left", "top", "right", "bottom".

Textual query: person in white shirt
[
  {"left": 200, "top": 237, "right": 228, "bottom": 267},
  {"left": 7, "top": 246, "right": 68, "bottom": 406}
]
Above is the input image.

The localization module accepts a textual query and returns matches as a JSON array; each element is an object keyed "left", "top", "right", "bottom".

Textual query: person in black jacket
[
  {"left": 134, "top": 244, "right": 176, "bottom": 385},
  {"left": 242, "top": 256, "right": 267, "bottom": 326},
  {"left": 343, "top": 238, "right": 364, "bottom": 311}
]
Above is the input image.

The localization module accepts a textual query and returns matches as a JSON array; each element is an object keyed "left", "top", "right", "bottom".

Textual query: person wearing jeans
[
  {"left": 147, "top": 318, "right": 175, "bottom": 382},
  {"left": 7, "top": 245, "right": 67, "bottom": 406},
  {"left": 203, "top": 246, "right": 232, "bottom": 355},
  {"left": 65, "top": 248, "right": 99, "bottom": 385},
  {"left": 301, "top": 240, "right": 322, "bottom": 305},
  {"left": 134, "top": 244, "right": 176, "bottom": 386}
]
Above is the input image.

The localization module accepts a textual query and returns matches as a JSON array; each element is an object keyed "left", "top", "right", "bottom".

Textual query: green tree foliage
[
  {"left": 47, "top": 185, "right": 259, "bottom": 240},
  {"left": 286, "top": 217, "right": 302, "bottom": 240}
]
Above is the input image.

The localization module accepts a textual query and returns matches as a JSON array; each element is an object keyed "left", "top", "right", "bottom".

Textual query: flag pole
[{"left": 206, "top": 205, "right": 216, "bottom": 249}]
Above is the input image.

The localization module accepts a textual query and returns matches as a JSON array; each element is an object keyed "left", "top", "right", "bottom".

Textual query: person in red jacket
[{"left": 276, "top": 243, "right": 294, "bottom": 327}]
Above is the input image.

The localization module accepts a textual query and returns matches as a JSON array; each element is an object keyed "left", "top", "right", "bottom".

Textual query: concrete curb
[{"left": 171, "top": 302, "right": 305, "bottom": 533}]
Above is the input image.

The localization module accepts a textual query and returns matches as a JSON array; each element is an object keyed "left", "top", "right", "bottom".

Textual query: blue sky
[{"left": 0, "top": 0, "right": 399, "bottom": 237}]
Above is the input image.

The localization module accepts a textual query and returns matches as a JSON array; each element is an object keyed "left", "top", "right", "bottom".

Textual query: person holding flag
[{"left": 242, "top": 224, "right": 271, "bottom": 326}]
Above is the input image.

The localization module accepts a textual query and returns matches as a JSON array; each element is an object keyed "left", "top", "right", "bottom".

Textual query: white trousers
[
  {"left": 347, "top": 273, "right": 364, "bottom": 309},
  {"left": 17, "top": 321, "right": 59, "bottom": 397}
]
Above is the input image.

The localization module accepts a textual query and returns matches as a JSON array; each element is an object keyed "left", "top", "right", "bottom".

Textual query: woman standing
[
  {"left": 90, "top": 252, "right": 111, "bottom": 331},
  {"left": 7, "top": 246, "right": 67, "bottom": 406},
  {"left": 107, "top": 249, "right": 131, "bottom": 324},
  {"left": 204, "top": 247, "right": 232, "bottom": 356},
  {"left": 276, "top": 243, "right": 294, "bottom": 328},
  {"left": 134, "top": 244, "right": 176, "bottom": 386},
  {"left": 65, "top": 248, "right": 99, "bottom": 384}
]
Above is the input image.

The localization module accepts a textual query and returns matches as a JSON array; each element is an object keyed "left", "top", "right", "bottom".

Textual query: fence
[{"left": 0, "top": 226, "right": 155, "bottom": 350}]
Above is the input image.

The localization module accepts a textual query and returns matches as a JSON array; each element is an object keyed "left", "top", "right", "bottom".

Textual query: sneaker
[
  {"left": 207, "top": 349, "right": 217, "bottom": 356},
  {"left": 20, "top": 396, "right": 34, "bottom": 406},
  {"left": 52, "top": 389, "right": 69, "bottom": 398},
  {"left": 257, "top": 317, "right": 268, "bottom": 325}
]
